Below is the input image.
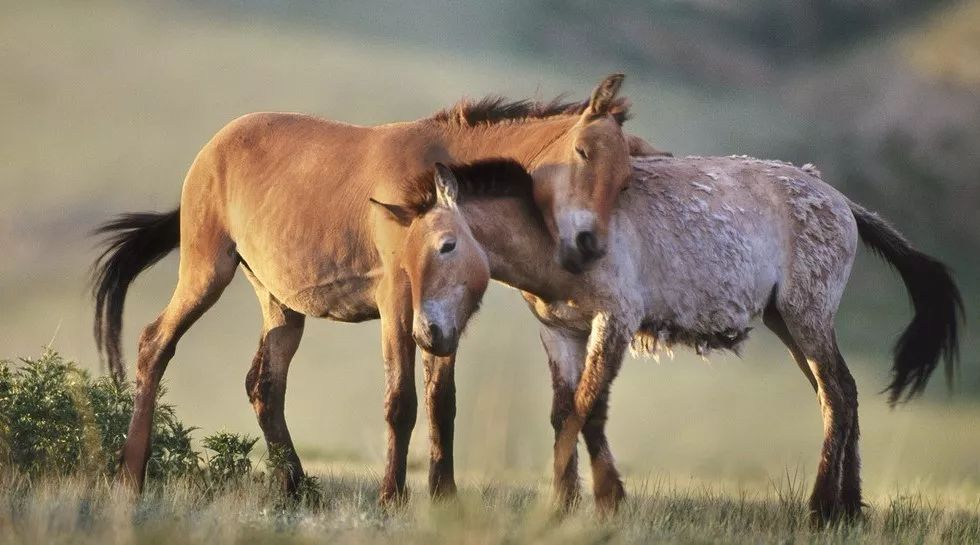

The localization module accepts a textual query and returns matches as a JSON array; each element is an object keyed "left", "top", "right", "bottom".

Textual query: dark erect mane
[
  {"left": 429, "top": 95, "right": 631, "bottom": 127},
  {"left": 400, "top": 159, "right": 534, "bottom": 215}
]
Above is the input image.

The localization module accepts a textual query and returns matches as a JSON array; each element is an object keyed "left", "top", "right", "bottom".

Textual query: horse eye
[
  {"left": 575, "top": 146, "right": 588, "bottom": 160},
  {"left": 439, "top": 240, "right": 457, "bottom": 254}
]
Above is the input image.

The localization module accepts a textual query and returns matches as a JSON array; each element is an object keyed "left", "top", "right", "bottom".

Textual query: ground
[{"left": 3, "top": 462, "right": 979, "bottom": 545}]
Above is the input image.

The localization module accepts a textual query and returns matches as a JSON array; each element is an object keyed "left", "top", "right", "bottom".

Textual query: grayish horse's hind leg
[
  {"left": 839, "top": 367, "right": 862, "bottom": 518},
  {"left": 765, "top": 305, "right": 862, "bottom": 519},
  {"left": 778, "top": 311, "right": 861, "bottom": 525},
  {"left": 540, "top": 325, "right": 585, "bottom": 509},
  {"left": 763, "top": 305, "right": 818, "bottom": 393},
  {"left": 243, "top": 269, "right": 306, "bottom": 496}
]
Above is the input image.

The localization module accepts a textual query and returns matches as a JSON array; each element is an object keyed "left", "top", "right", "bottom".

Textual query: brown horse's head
[
  {"left": 371, "top": 164, "right": 489, "bottom": 356},
  {"left": 532, "top": 74, "right": 632, "bottom": 273}
]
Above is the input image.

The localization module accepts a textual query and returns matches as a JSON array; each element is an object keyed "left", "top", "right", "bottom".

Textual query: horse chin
[
  {"left": 412, "top": 331, "right": 458, "bottom": 357},
  {"left": 421, "top": 339, "right": 457, "bottom": 357},
  {"left": 430, "top": 344, "right": 456, "bottom": 358},
  {"left": 559, "top": 245, "right": 601, "bottom": 274}
]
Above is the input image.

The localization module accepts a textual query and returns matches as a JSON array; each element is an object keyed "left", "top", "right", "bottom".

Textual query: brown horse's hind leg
[
  {"left": 422, "top": 351, "right": 457, "bottom": 499},
  {"left": 117, "top": 233, "right": 237, "bottom": 492},
  {"left": 540, "top": 325, "right": 586, "bottom": 510},
  {"left": 377, "top": 274, "right": 417, "bottom": 507},
  {"left": 242, "top": 270, "right": 306, "bottom": 496},
  {"left": 781, "top": 318, "right": 859, "bottom": 526},
  {"left": 582, "top": 385, "right": 625, "bottom": 516}
]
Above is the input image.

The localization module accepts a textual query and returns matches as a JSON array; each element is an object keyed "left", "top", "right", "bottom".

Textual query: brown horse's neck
[
  {"left": 459, "top": 197, "right": 574, "bottom": 300},
  {"left": 437, "top": 118, "right": 574, "bottom": 169}
]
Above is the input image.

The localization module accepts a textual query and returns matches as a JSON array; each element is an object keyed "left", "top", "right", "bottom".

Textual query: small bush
[
  {"left": 0, "top": 349, "right": 268, "bottom": 490},
  {"left": 203, "top": 432, "right": 258, "bottom": 483},
  {"left": 0, "top": 351, "right": 101, "bottom": 475}
]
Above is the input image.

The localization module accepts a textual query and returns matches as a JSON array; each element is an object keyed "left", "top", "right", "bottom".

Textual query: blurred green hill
[{"left": 0, "top": 0, "right": 976, "bottom": 492}]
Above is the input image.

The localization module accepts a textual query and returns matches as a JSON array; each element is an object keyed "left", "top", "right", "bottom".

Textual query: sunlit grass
[
  {"left": 1, "top": 467, "right": 979, "bottom": 545},
  {"left": 1, "top": 2, "right": 977, "bottom": 543}
]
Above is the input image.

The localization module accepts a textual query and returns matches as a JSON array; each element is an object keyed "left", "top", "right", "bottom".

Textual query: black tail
[
  {"left": 849, "top": 201, "right": 964, "bottom": 405},
  {"left": 92, "top": 209, "right": 180, "bottom": 385}
]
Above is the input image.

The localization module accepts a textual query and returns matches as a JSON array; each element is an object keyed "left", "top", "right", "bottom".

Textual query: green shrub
[
  {"left": 0, "top": 349, "right": 260, "bottom": 488},
  {"left": 0, "top": 351, "right": 101, "bottom": 475},
  {"left": 0, "top": 360, "right": 15, "bottom": 465},
  {"left": 203, "top": 432, "right": 258, "bottom": 483},
  {"left": 85, "top": 375, "right": 134, "bottom": 475}
]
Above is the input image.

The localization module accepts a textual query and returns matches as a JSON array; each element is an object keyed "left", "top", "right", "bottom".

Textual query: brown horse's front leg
[
  {"left": 378, "top": 276, "right": 418, "bottom": 507},
  {"left": 552, "top": 314, "right": 631, "bottom": 514},
  {"left": 582, "top": 385, "right": 625, "bottom": 515},
  {"left": 423, "top": 351, "right": 457, "bottom": 499}
]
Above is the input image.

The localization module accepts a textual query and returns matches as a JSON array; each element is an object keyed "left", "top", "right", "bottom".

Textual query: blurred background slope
[{"left": 1, "top": 0, "right": 977, "bottom": 496}]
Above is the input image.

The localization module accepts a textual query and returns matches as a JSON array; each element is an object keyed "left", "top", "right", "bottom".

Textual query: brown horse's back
[{"left": 179, "top": 112, "right": 436, "bottom": 318}]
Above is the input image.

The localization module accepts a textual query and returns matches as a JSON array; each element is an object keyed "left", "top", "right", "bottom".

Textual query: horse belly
[
  {"left": 640, "top": 240, "right": 779, "bottom": 355},
  {"left": 282, "top": 275, "right": 381, "bottom": 322},
  {"left": 236, "top": 237, "right": 381, "bottom": 322}
]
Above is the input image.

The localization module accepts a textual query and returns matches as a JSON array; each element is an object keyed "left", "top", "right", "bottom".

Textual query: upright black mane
[
  {"left": 429, "top": 95, "right": 630, "bottom": 127},
  {"left": 400, "top": 159, "right": 534, "bottom": 214}
]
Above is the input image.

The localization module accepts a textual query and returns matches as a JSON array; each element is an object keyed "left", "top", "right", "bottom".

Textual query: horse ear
[
  {"left": 369, "top": 198, "right": 416, "bottom": 227},
  {"left": 626, "top": 134, "right": 672, "bottom": 157},
  {"left": 433, "top": 163, "right": 459, "bottom": 207},
  {"left": 585, "top": 73, "right": 625, "bottom": 117}
]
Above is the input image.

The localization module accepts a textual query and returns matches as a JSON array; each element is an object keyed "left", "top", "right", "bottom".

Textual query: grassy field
[
  {"left": 1, "top": 2, "right": 978, "bottom": 544},
  {"left": 3, "top": 467, "right": 980, "bottom": 545},
  {"left": 1, "top": 350, "right": 978, "bottom": 545}
]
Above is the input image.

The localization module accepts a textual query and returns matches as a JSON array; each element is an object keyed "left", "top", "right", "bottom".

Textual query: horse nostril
[{"left": 576, "top": 231, "right": 599, "bottom": 257}]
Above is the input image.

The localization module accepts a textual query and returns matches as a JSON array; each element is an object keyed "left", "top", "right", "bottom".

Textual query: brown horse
[{"left": 92, "top": 75, "right": 639, "bottom": 502}]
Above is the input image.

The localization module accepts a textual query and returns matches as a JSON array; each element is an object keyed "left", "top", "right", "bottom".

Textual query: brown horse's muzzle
[{"left": 413, "top": 312, "right": 459, "bottom": 357}]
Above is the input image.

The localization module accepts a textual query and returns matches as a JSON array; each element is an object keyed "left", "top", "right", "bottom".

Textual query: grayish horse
[{"left": 447, "top": 154, "right": 962, "bottom": 523}]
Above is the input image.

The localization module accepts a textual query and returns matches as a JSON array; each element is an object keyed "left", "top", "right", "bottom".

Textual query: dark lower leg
[
  {"left": 550, "top": 369, "right": 580, "bottom": 509},
  {"left": 246, "top": 319, "right": 305, "bottom": 496},
  {"left": 379, "top": 329, "right": 417, "bottom": 506},
  {"left": 118, "top": 318, "right": 173, "bottom": 491},
  {"left": 838, "top": 368, "right": 862, "bottom": 517},
  {"left": 423, "top": 352, "right": 457, "bottom": 498},
  {"left": 380, "top": 377, "right": 417, "bottom": 505},
  {"left": 809, "top": 356, "right": 854, "bottom": 525},
  {"left": 377, "top": 277, "right": 417, "bottom": 507},
  {"left": 556, "top": 319, "right": 628, "bottom": 511},
  {"left": 582, "top": 390, "right": 624, "bottom": 515}
]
